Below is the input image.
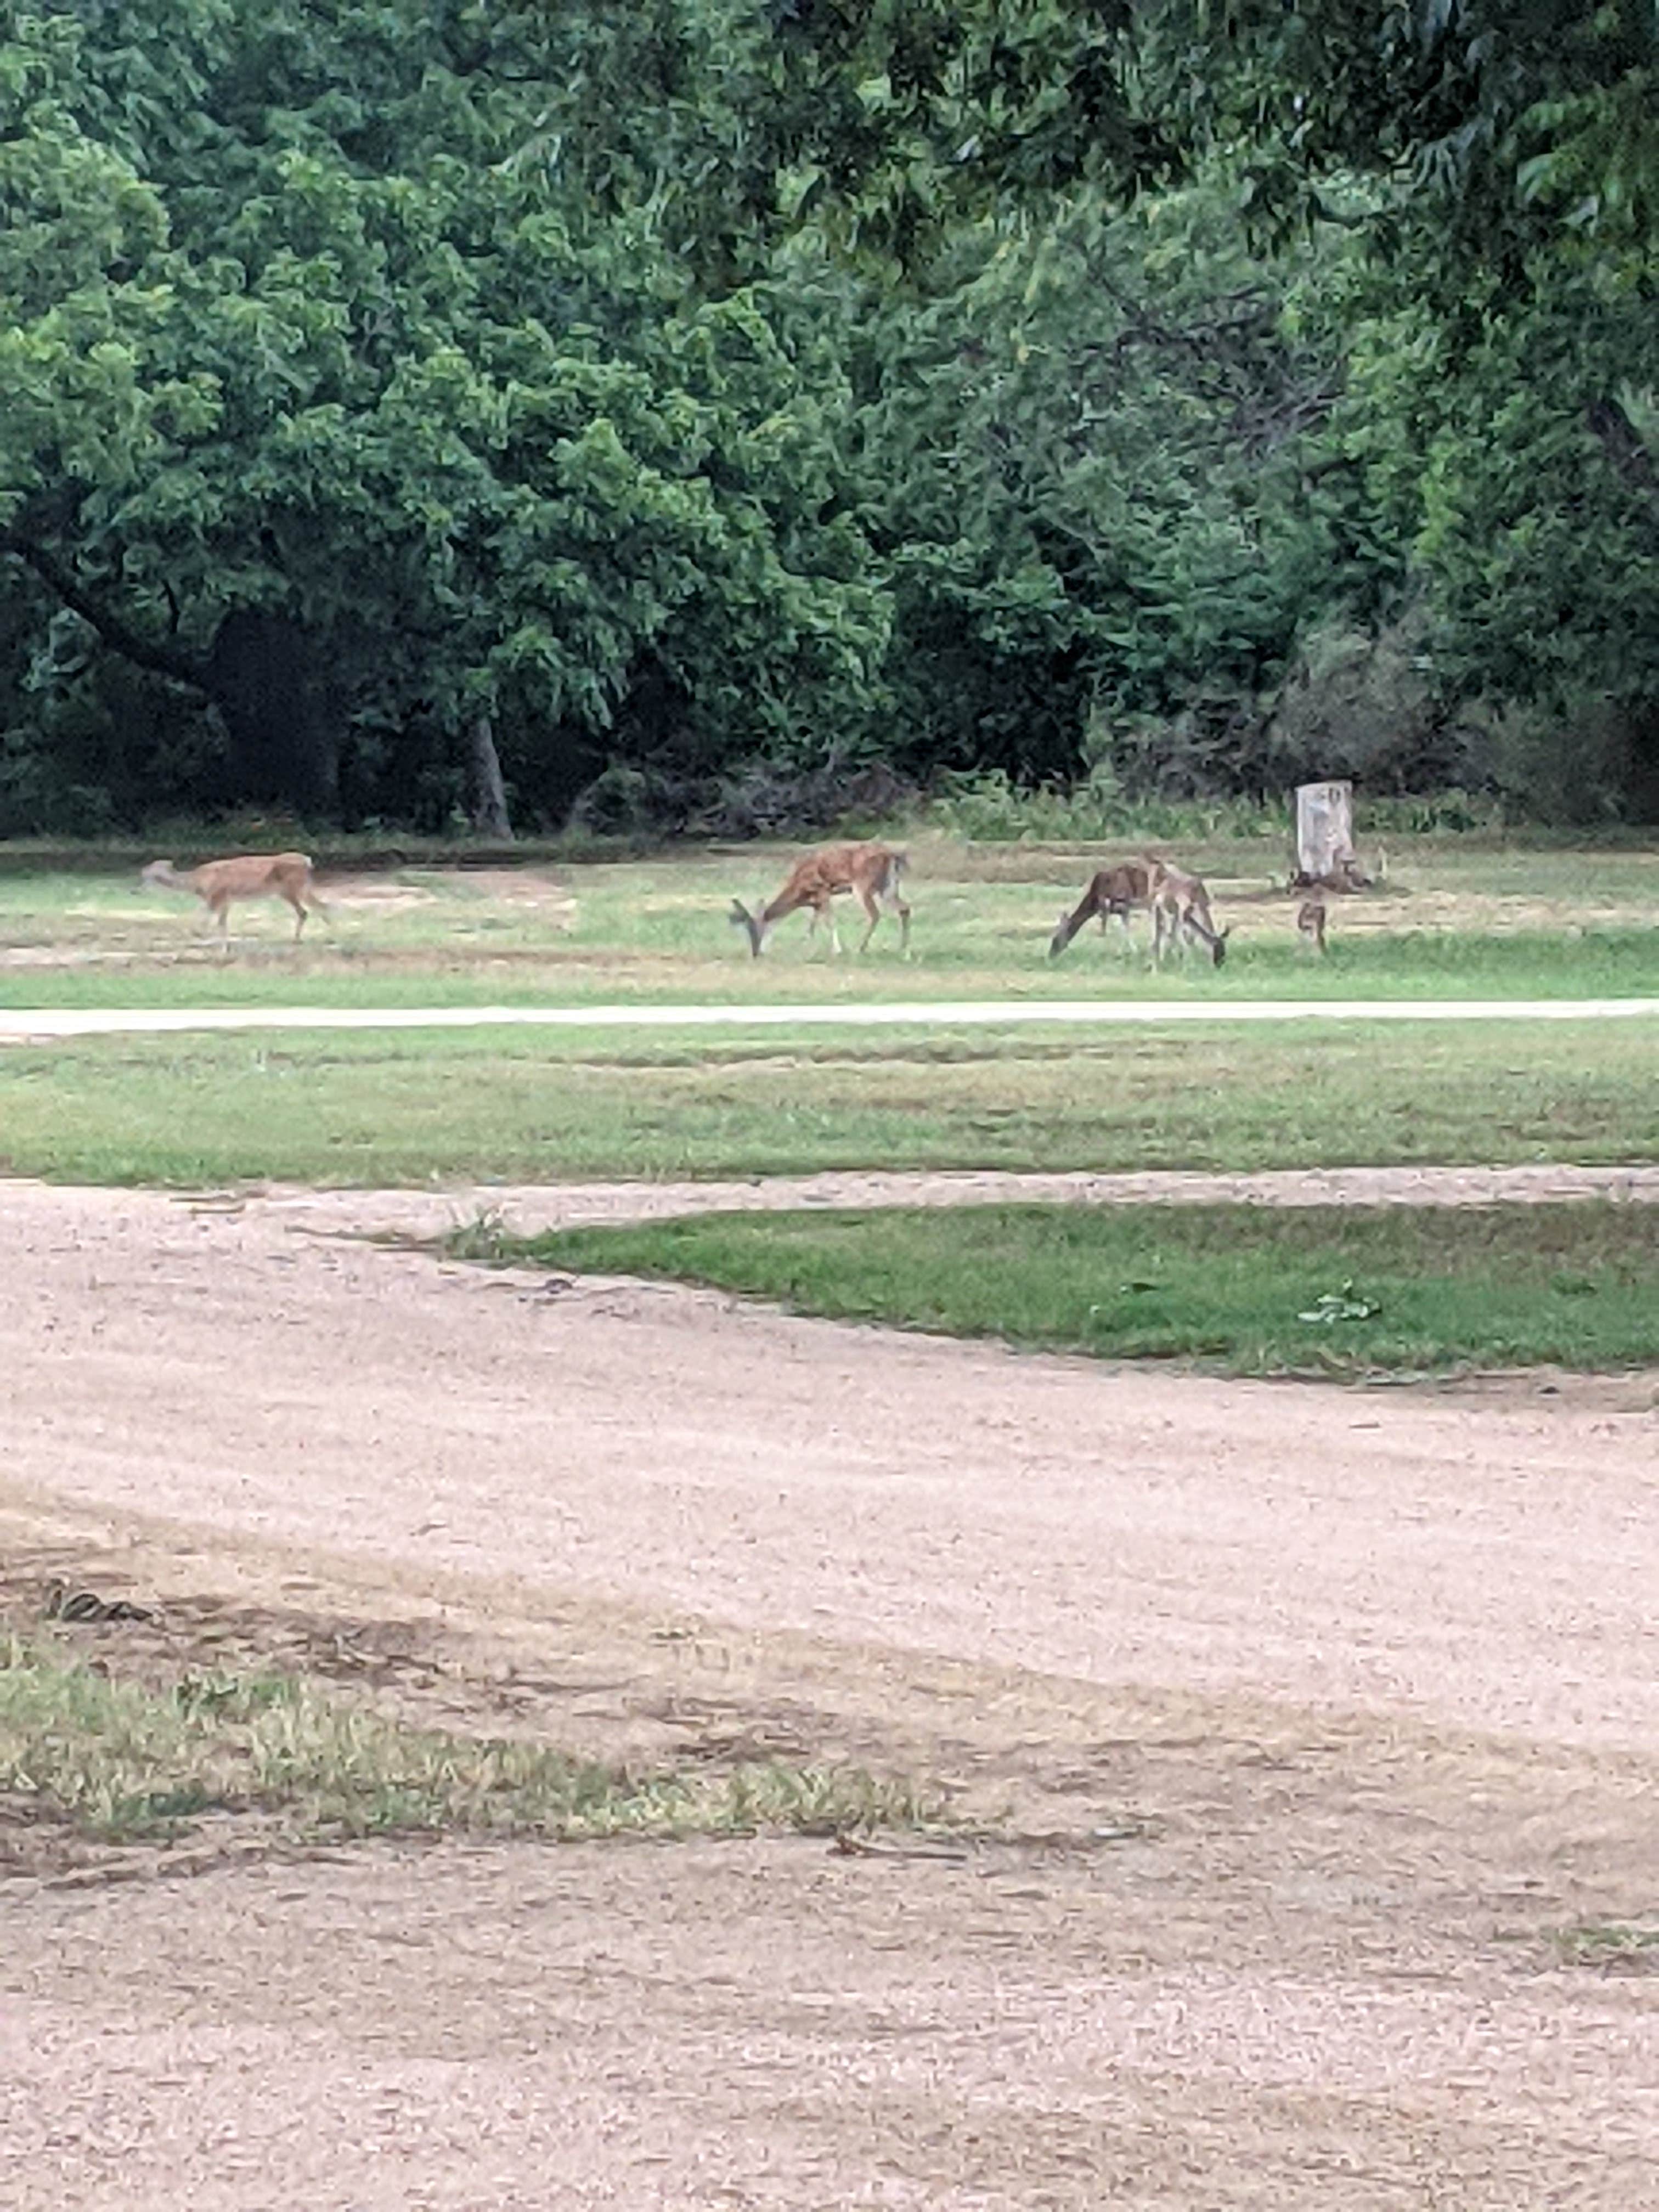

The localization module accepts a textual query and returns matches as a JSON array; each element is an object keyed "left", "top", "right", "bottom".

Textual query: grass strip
[
  {"left": 1, "top": 926, "right": 1655, "bottom": 1012},
  {"left": 3, "top": 1023, "right": 1656, "bottom": 1184},
  {"left": 467, "top": 1201, "right": 1659, "bottom": 1379},
  {"left": 0, "top": 1638, "right": 924, "bottom": 1847}
]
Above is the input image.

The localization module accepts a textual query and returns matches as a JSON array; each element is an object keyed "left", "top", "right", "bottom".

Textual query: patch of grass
[
  {"left": 0, "top": 1636, "right": 923, "bottom": 1847},
  {"left": 2, "top": 1022, "right": 1657, "bottom": 1185},
  {"left": 1557, "top": 1920, "right": 1659, "bottom": 1972},
  {"left": 479, "top": 1203, "right": 1659, "bottom": 1378}
]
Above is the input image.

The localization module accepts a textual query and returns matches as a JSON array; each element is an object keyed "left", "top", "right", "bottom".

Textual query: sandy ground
[
  {"left": 229, "top": 1159, "right": 1659, "bottom": 1242},
  {"left": 3, "top": 1175, "right": 1657, "bottom": 2210}
]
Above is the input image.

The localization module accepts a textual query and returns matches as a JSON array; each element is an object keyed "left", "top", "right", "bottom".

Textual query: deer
[
  {"left": 1296, "top": 895, "right": 1328, "bottom": 955},
  {"left": 1147, "top": 859, "right": 1229, "bottom": 967},
  {"left": 141, "top": 851, "right": 331, "bottom": 949},
  {"left": 729, "top": 842, "right": 911, "bottom": 958},
  {"left": 1048, "top": 857, "right": 1159, "bottom": 960}
]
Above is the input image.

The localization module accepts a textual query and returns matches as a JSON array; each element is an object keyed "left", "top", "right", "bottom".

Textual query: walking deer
[
  {"left": 729, "top": 842, "right": 911, "bottom": 957},
  {"left": 1049, "top": 857, "right": 1158, "bottom": 959},
  {"left": 142, "top": 851, "right": 331, "bottom": 947},
  {"left": 1147, "top": 860, "right": 1229, "bottom": 967}
]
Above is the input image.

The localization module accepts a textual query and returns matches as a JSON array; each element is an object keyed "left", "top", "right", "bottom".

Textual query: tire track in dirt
[{"left": 229, "top": 1159, "right": 1659, "bottom": 1244}]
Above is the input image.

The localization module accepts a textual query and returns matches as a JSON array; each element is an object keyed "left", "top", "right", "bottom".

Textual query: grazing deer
[
  {"left": 1148, "top": 860, "right": 1229, "bottom": 967},
  {"left": 142, "top": 851, "right": 330, "bottom": 947},
  {"left": 1296, "top": 895, "right": 1328, "bottom": 955},
  {"left": 1048, "top": 857, "right": 1158, "bottom": 959},
  {"left": 729, "top": 842, "right": 911, "bottom": 957}
]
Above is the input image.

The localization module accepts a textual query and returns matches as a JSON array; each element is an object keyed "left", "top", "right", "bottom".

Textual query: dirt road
[{"left": 3, "top": 1177, "right": 1656, "bottom": 2210}]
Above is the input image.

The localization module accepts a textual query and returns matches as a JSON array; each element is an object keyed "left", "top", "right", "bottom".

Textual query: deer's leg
[
  {"left": 804, "top": 893, "right": 841, "bottom": 955},
  {"left": 856, "top": 884, "right": 883, "bottom": 953},
  {"left": 1153, "top": 901, "right": 1173, "bottom": 965}
]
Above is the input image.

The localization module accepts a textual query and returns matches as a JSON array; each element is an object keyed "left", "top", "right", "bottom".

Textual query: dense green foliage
[{"left": 2, "top": 2, "right": 1654, "bottom": 833}]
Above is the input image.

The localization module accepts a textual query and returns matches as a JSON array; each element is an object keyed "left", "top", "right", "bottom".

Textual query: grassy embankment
[{"left": 461, "top": 1202, "right": 1659, "bottom": 1380}]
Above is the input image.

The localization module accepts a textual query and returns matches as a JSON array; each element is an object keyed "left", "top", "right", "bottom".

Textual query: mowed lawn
[
  {"left": 0, "top": 833, "right": 1654, "bottom": 1186},
  {"left": 472, "top": 1201, "right": 1659, "bottom": 1379},
  {"left": 1, "top": 1020, "right": 1656, "bottom": 1184},
  {"left": 0, "top": 834, "right": 1656, "bottom": 1007}
]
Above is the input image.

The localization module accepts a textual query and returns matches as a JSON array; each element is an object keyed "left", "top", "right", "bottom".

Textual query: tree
[
  {"left": 0, "top": 2, "right": 889, "bottom": 828},
  {"left": 859, "top": 177, "right": 1365, "bottom": 791}
]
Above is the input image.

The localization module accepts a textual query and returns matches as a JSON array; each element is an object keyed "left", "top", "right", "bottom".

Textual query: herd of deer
[
  {"left": 727, "top": 840, "right": 1330, "bottom": 964},
  {"left": 139, "top": 840, "right": 1330, "bottom": 962}
]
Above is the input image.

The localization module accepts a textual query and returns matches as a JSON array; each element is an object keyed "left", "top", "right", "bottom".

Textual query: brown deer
[
  {"left": 1148, "top": 860, "right": 1229, "bottom": 967},
  {"left": 1296, "top": 895, "right": 1329, "bottom": 955},
  {"left": 729, "top": 842, "right": 911, "bottom": 957},
  {"left": 142, "top": 851, "right": 330, "bottom": 947},
  {"left": 1048, "top": 857, "right": 1158, "bottom": 959}
]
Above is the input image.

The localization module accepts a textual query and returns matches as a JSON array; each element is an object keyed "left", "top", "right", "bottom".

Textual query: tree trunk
[
  {"left": 467, "top": 715, "right": 512, "bottom": 840},
  {"left": 207, "top": 610, "right": 341, "bottom": 817},
  {"left": 1294, "top": 780, "right": 1356, "bottom": 883}
]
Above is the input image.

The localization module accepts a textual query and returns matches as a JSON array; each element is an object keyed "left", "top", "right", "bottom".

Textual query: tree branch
[
  {"left": 0, "top": 533, "right": 211, "bottom": 692},
  {"left": 1586, "top": 398, "right": 1658, "bottom": 509}
]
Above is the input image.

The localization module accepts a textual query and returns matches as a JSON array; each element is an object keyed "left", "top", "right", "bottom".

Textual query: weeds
[
  {"left": 0, "top": 1638, "right": 927, "bottom": 1847},
  {"left": 1558, "top": 1921, "right": 1659, "bottom": 1973}
]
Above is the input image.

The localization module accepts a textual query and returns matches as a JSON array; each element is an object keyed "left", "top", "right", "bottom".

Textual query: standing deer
[
  {"left": 729, "top": 842, "right": 911, "bottom": 957},
  {"left": 1296, "top": 896, "right": 1329, "bottom": 955},
  {"left": 142, "top": 851, "right": 330, "bottom": 948},
  {"left": 1148, "top": 860, "right": 1229, "bottom": 967},
  {"left": 1048, "top": 857, "right": 1159, "bottom": 959}
]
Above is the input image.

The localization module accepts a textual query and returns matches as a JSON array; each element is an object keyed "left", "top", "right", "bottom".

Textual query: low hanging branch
[{"left": 0, "top": 532, "right": 211, "bottom": 695}]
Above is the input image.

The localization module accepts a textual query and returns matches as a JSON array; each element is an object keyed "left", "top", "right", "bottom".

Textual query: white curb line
[{"left": 2, "top": 996, "right": 1657, "bottom": 1041}]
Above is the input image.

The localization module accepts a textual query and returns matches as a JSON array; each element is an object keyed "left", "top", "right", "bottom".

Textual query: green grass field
[
  {"left": 1, "top": 834, "right": 1655, "bottom": 1008},
  {"left": 471, "top": 1201, "right": 1659, "bottom": 1379},
  {"left": 0, "top": 833, "right": 1653, "bottom": 1187},
  {"left": 2, "top": 1019, "right": 1655, "bottom": 1184}
]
